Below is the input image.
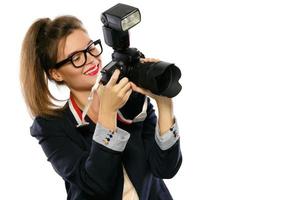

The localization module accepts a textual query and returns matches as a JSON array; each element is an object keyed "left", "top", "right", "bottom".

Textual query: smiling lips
[{"left": 83, "top": 64, "right": 100, "bottom": 76}]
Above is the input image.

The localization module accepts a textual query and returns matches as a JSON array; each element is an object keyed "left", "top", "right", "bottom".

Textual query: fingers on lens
[{"left": 140, "top": 58, "right": 160, "bottom": 63}]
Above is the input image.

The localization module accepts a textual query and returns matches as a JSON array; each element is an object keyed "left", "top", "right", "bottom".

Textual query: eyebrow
[{"left": 66, "top": 40, "right": 93, "bottom": 58}]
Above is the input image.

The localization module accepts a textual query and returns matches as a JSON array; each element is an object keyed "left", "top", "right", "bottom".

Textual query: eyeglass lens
[{"left": 71, "top": 41, "right": 102, "bottom": 68}]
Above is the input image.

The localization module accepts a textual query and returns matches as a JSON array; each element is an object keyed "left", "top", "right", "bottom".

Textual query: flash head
[{"left": 101, "top": 3, "right": 141, "bottom": 32}]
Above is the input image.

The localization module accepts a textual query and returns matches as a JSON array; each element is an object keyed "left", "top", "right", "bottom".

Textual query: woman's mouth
[{"left": 83, "top": 64, "right": 100, "bottom": 76}]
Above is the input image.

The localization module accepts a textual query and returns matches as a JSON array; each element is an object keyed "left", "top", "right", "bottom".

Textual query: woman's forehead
[{"left": 59, "top": 30, "right": 91, "bottom": 58}]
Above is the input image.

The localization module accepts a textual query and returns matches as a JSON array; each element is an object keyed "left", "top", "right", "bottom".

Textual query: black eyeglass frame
[{"left": 55, "top": 39, "right": 103, "bottom": 68}]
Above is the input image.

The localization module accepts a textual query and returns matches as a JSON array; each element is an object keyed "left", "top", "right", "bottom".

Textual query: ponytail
[{"left": 20, "top": 16, "right": 84, "bottom": 118}]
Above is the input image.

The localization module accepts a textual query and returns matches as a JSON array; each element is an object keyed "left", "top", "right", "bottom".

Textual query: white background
[{"left": 0, "top": 0, "right": 300, "bottom": 199}]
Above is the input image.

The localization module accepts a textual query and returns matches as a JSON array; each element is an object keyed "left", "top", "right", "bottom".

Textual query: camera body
[
  {"left": 100, "top": 47, "right": 144, "bottom": 85},
  {"left": 100, "top": 3, "right": 182, "bottom": 97}
]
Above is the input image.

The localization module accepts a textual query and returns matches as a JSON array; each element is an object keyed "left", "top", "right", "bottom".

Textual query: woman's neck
[{"left": 70, "top": 90, "right": 100, "bottom": 123}]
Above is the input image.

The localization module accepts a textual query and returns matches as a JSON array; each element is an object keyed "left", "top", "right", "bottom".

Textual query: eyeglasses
[{"left": 55, "top": 39, "right": 103, "bottom": 68}]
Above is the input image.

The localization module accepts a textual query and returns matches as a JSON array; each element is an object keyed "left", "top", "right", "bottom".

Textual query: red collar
[{"left": 70, "top": 95, "right": 83, "bottom": 121}]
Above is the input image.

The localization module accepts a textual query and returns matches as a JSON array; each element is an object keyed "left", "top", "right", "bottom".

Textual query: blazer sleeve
[
  {"left": 30, "top": 116, "right": 123, "bottom": 198},
  {"left": 142, "top": 98, "right": 182, "bottom": 179}
]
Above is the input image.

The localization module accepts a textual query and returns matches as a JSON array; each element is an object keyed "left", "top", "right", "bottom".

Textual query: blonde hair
[{"left": 20, "top": 16, "right": 86, "bottom": 118}]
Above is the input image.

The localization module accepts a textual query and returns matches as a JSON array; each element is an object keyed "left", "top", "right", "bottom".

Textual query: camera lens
[{"left": 130, "top": 61, "right": 182, "bottom": 97}]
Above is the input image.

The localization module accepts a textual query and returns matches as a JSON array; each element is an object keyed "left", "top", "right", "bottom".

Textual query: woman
[{"left": 20, "top": 15, "right": 182, "bottom": 200}]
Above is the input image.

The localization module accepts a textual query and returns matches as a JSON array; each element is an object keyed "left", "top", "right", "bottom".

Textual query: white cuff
[
  {"left": 93, "top": 123, "right": 130, "bottom": 152},
  {"left": 155, "top": 119, "right": 180, "bottom": 151}
]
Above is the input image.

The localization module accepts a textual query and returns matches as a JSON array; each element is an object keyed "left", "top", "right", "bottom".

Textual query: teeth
[
  {"left": 85, "top": 65, "right": 98, "bottom": 75},
  {"left": 88, "top": 67, "right": 97, "bottom": 74}
]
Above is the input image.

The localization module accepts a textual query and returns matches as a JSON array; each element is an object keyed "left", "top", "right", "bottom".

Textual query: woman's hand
[
  {"left": 131, "top": 82, "right": 174, "bottom": 135},
  {"left": 96, "top": 69, "right": 132, "bottom": 130}
]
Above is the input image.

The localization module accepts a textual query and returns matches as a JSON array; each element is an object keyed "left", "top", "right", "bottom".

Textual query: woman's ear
[{"left": 49, "top": 68, "right": 64, "bottom": 82}]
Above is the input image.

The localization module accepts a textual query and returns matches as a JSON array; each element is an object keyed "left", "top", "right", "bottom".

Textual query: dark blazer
[{"left": 30, "top": 94, "right": 182, "bottom": 200}]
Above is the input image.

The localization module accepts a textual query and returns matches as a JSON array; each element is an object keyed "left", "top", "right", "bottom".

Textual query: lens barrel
[{"left": 130, "top": 61, "right": 182, "bottom": 97}]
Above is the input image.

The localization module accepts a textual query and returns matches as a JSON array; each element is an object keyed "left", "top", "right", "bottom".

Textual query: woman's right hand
[{"left": 96, "top": 69, "right": 132, "bottom": 130}]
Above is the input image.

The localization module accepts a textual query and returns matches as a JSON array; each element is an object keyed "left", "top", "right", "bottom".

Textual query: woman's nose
[{"left": 86, "top": 53, "right": 100, "bottom": 64}]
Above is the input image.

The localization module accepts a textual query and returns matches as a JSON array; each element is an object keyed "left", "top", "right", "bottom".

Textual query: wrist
[
  {"left": 156, "top": 97, "right": 173, "bottom": 110},
  {"left": 97, "top": 110, "right": 117, "bottom": 131}
]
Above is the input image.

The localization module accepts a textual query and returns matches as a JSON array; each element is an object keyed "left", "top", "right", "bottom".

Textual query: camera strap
[
  {"left": 81, "top": 72, "right": 103, "bottom": 126},
  {"left": 117, "top": 97, "right": 147, "bottom": 124}
]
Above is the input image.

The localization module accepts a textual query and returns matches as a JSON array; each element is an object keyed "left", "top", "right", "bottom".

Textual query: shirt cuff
[
  {"left": 93, "top": 123, "right": 130, "bottom": 152},
  {"left": 155, "top": 119, "right": 180, "bottom": 151}
]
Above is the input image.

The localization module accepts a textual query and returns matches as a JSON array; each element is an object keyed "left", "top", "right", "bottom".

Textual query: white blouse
[{"left": 122, "top": 166, "right": 139, "bottom": 200}]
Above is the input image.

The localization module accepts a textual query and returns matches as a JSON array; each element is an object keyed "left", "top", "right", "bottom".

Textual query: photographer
[{"left": 20, "top": 15, "right": 182, "bottom": 200}]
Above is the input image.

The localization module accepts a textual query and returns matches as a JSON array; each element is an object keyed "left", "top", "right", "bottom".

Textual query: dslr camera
[{"left": 100, "top": 3, "right": 182, "bottom": 97}]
